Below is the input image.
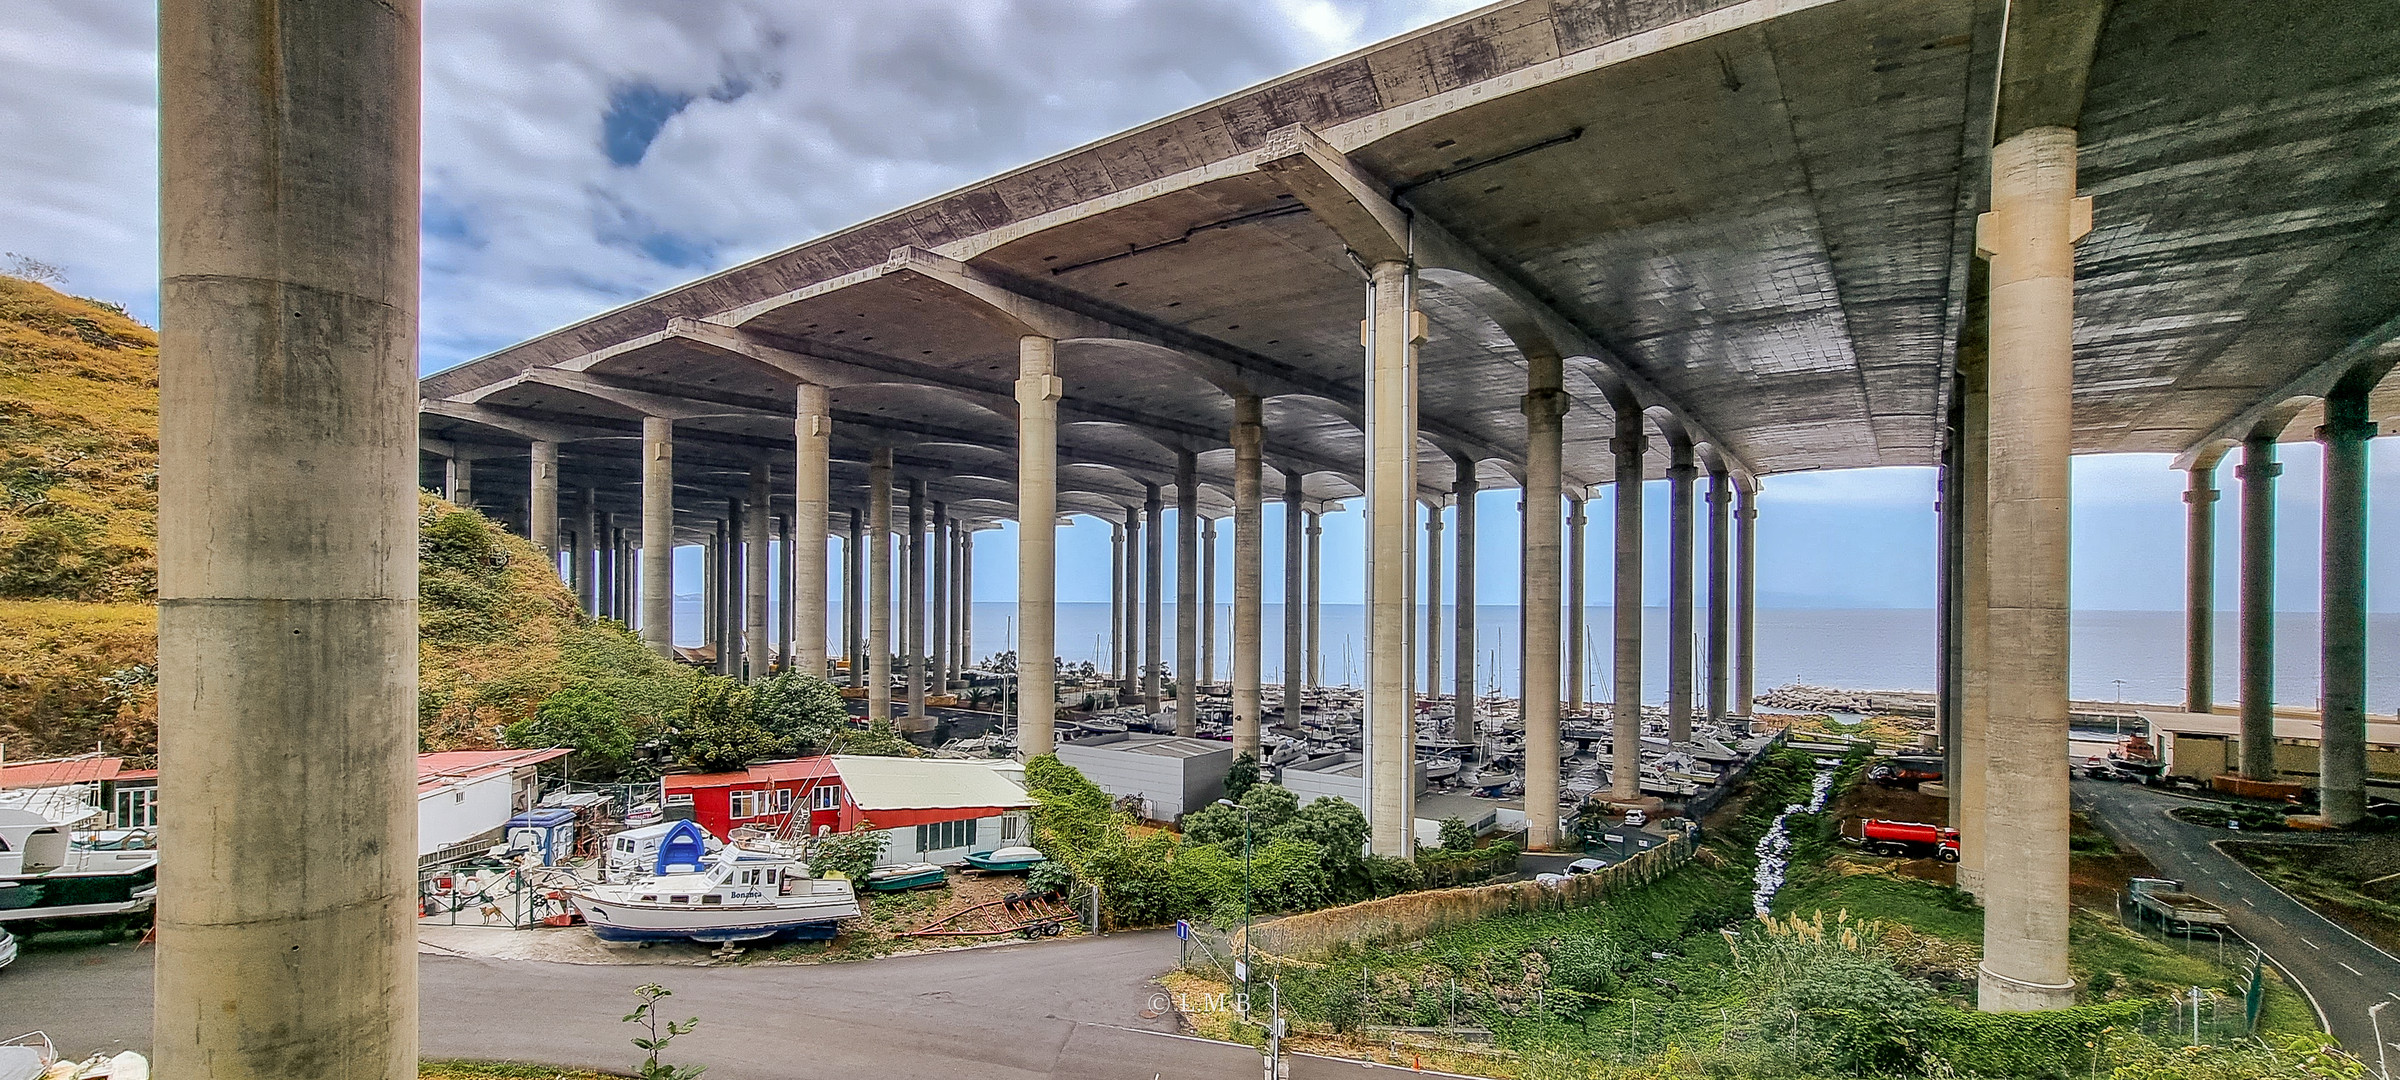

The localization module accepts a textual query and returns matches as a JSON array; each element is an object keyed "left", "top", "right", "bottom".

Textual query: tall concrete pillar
[
  {"left": 1109, "top": 523, "right": 1124, "bottom": 680},
  {"left": 907, "top": 479, "right": 927, "bottom": 719},
  {"left": 604, "top": 519, "right": 622, "bottom": 622},
  {"left": 1667, "top": 444, "right": 1697, "bottom": 742},
  {"left": 932, "top": 501, "right": 949, "bottom": 693},
  {"left": 1607, "top": 407, "right": 1645, "bottom": 804},
  {"left": 1307, "top": 511, "right": 1324, "bottom": 688},
  {"left": 716, "top": 514, "right": 736, "bottom": 675},
  {"left": 640, "top": 418, "right": 675, "bottom": 656},
  {"left": 945, "top": 528, "right": 964, "bottom": 672},
  {"left": 577, "top": 488, "right": 600, "bottom": 614},
  {"left": 1016, "top": 337, "right": 1060, "bottom": 755},
  {"left": 156, "top": 0, "right": 421, "bottom": 1071},
  {"left": 846, "top": 509, "right": 863, "bottom": 681},
  {"left": 795, "top": 383, "right": 830, "bottom": 679},
  {"left": 1524, "top": 367, "right": 1567, "bottom": 842},
  {"left": 868, "top": 451, "right": 894, "bottom": 723},
  {"left": 1231, "top": 396, "right": 1265, "bottom": 758},
  {"left": 1201, "top": 516, "right": 1218, "bottom": 686},
  {"left": 2238, "top": 433, "right": 2280, "bottom": 779},
  {"left": 2184, "top": 460, "right": 2219, "bottom": 714},
  {"left": 1363, "top": 260, "right": 1419, "bottom": 856},
  {"left": 1565, "top": 496, "right": 1584, "bottom": 715},
  {"left": 529, "top": 441, "right": 560, "bottom": 559},
  {"left": 449, "top": 451, "right": 475, "bottom": 509},
  {"left": 1176, "top": 453, "right": 1200, "bottom": 735},
  {"left": 1955, "top": 319, "right": 1991, "bottom": 890},
  {"left": 1706, "top": 469, "right": 1731, "bottom": 721},
  {"left": 2319, "top": 374, "right": 2375, "bottom": 826},
  {"left": 1426, "top": 505, "right": 1444, "bottom": 701},
  {"left": 1283, "top": 470, "right": 1306, "bottom": 731},
  {"left": 1736, "top": 486, "right": 1757, "bottom": 718},
  {"left": 1145, "top": 483, "right": 1165, "bottom": 715},
  {"left": 1122, "top": 505, "right": 1142, "bottom": 701},
  {"left": 1976, "top": 124, "right": 2087, "bottom": 1013},
  {"left": 746, "top": 464, "right": 772, "bottom": 681},
  {"left": 1453, "top": 455, "right": 1478, "bottom": 728},
  {"left": 777, "top": 515, "right": 793, "bottom": 672}
]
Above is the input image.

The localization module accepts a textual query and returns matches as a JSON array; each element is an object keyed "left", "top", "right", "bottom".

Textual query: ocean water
[{"left": 675, "top": 601, "right": 2399, "bottom": 711}]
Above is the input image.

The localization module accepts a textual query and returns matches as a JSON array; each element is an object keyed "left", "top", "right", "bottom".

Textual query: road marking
[
  {"left": 2338, "top": 962, "right": 2363, "bottom": 977},
  {"left": 2303, "top": 938, "right": 2321, "bottom": 950}
]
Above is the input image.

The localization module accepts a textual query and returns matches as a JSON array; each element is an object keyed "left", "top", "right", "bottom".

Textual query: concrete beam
[
  {"left": 1252, "top": 123, "right": 1757, "bottom": 485},
  {"left": 2172, "top": 310, "right": 2400, "bottom": 468}
]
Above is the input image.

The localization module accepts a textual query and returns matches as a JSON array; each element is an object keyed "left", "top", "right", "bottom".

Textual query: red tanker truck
[{"left": 1844, "top": 818, "right": 1961, "bottom": 862}]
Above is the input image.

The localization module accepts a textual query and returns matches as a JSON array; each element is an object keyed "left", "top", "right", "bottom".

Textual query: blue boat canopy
[{"left": 654, "top": 819, "right": 710, "bottom": 874}]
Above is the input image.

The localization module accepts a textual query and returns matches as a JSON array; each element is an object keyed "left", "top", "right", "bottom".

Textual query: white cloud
[{"left": 3, "top": 0, "right": 1485, "bottom": 368}]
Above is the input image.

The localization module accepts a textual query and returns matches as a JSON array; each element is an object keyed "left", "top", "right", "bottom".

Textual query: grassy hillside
[{"left": 0, "top": 273, "right": 686, "bottom": 761}]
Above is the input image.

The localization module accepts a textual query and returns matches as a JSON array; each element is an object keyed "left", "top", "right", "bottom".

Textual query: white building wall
[
  {"left": 417, "top": 773, "right": 515, "bottom": 856},
  {"left": 878, "top": 812, "right": 1025, "bottom": 866}
]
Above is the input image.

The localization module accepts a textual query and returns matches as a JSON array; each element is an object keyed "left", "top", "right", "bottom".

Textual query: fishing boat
[
  {"left": 862, "top": 862, "right": 946, "bottom": 892},
  {"left": 961, "top": 845, "right": 1046, "bottom": 872},
  {"left": 566, "top": 822, "right": 860, "bottom": 943},
  {"left": 0, "top": 804, "right": 158, "bottom": 937}
]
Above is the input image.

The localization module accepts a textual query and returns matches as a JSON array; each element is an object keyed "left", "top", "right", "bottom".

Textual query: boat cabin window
[
  {"left": 701, "top": 895, "right": 722, "bottom": 905},
  {"left": 640, "top": 895, "right": 658, "bottom": 902},
  {"left": 669, "top": 895, "right": 689, "bottom": 904}
]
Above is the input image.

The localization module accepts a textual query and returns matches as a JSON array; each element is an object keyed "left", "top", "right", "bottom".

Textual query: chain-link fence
[{"left": 417, "top": 859, "right": 574, "bottom": 928}]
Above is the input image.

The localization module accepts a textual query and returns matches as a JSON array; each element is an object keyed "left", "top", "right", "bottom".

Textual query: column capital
[
  {"left": 1521, "top": 386, "right": 1570, "bottom": 422},
  {"left": 1610, "top": 433, "right": 1649, "bottom": 457},
  {"left": 2181, "top": 488, "right": 2220, "bottom": 505},
  {"left": 2235, "top": 461, "right": 2284, "bottom": 481},
  {"left": 2316, "top": 417, "right": 2380, "bottom": 444},
  {"left": 1667, "top": 462, "right": 1700, "bottom": 483}
]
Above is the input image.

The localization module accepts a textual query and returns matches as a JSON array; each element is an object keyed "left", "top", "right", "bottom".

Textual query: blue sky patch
[{"left": 601, "top": 82, "right": 696, "bottom": 167}]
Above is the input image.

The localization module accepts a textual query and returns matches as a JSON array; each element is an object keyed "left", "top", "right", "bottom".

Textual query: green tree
[
  {"left": 1024, "top": 753, "right": 1126, "bottom": 870},
  {"left": 835, "top": 717, "right": 920, "bottom": 757},
  {"left": 749, "top": 671, "right": 850, "bottom": 754},
  {"left": 807, "top": 827, "right": 889, "bottom": 881},
  {"left": 1223, "top": 751, "right": 1259, "bottom": 801},
  {"left": 1437, "top": 815, "right": 1477, "bottom": 852},
  {"left": 504, "top": 685, "right": 636, "bottom": 780},
  {"left": 666, "top": 678, "right": 780, "bottom": 772},
  {"left": 1282, "top": 796, "right": 1371, "bottom": 890}
]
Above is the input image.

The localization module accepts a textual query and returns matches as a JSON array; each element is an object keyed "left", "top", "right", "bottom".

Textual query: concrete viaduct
[{"left": 154, "top": 0, "right": 2399, "bottom": 1074}]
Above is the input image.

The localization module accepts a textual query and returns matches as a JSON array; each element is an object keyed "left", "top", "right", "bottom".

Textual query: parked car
[
  {"left": 0, "top": 927, "right": 16, "bottom": 972},
  {"left": 1622, "top": 809, "right": 1648, "bottom": 828},
  {"left": 1566, "top": 858, "right": 1607, "bottom": 875}
]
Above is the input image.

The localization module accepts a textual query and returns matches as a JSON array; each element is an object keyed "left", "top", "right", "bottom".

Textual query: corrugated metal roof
[
  {"left": 0, "top": 756, "right": 122, "bottom": 790},
  {"left": 829, "top": 755, "right": 1032, "bottom": 812}
]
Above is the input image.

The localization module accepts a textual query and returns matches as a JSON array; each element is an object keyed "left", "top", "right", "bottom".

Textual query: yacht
[
  {"left": 0, "top": 804, "right": 157, "bottom": 937},
  {"left": 567, "top": 822, "right": 860, "bottom": 943}
]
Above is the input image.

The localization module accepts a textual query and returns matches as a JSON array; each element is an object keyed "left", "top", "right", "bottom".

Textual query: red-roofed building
[
  {"left": 663, "top": 755, "right": 1033, "bottom": 865},
  {"left": 0, "top": 756, "right": 122, "bottom": 791},
  {"left": 98, "top": 750, "right": 575, "bottom": 860}
]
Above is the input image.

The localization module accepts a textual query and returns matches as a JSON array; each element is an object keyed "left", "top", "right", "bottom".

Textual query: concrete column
[
  {"left": 604, "top": 519, "right": 622, "bottom": 621},
  {"left": 2319, "top": 374, "right": 2375, "bottom": 827},
  {"left": 1231, "top": 396, "right": 1265, "bottom": 758},
  {"left": 1606, "top": 408, "right": 1644, "bottom": 805},
  {"left": 868, "top": 451, "right": 894, "bottom": 723},
  {"left": 1109, "top": 524, "right": 1124, "bottom": 680},
  {"left": 945, "top": 528, "right": 964, "bottom": 672},
  {"left": 1976, "top": 124, "right": 2086, "bottom": 1013},
  {"left": 1122, "top": 505, "right": 1142, "bottom": 700},
  {"left": 1736, "top": 487, "right": 1757, "bottom": 718},
  {"left": 1668, "top": 444, "right": 1698, "bottom": 742},
  {"left": 1176, "top": 452, "right": 1200, "bottom": 735},
  {"left": 907, "top": 478, "right": 927, "bottom": 719},
  {"left": 932, "top": 501, "right": 949, "bottom": 693},
  {"left": 1306, "top": 511, "right": 1324, "bottom": 689},
  {"left": 529, "top": 441, "right": 560, "bottom": 560},
  {"left": 777, "top": 514, "right": 793, "bottom": 672},
  {"left": 1202, "top": 516, "right": 1219, "bottom": 686},
  {"left": 747, "top": 464, "right": 772, "bottom": 681},
  {"left": 1363, "top": 260, "right": 1420, "bottom": 856},
  {"left": 1524, "top": 360, "right": 1567, "bottom": 843},
  {"left": 1453, "top": 455, "right": 1478, "bottom": 729},
  {"left": 449, "top": 452, "right": 475, "bottom": 509},
  {"left": 577, "top": 487, "right": 600, "bottom": 614},
  {"left": 156, "top": 0, "right": 421, "bottom": 1071},
  {"left": 1707, "top": 469, "right": 1731, "bottom": 721},
  {"left": 1955, "top": 325, "right": 1990, "bottom": 890},
  {"left": 1565, "top": 496, "right": 1584, "bottom": 715},
  {"left": 1145, "top": 482, "right": 1165, "bottom": 715},
  {"left": 714, "top": 515, "right": 734, "bottom": 674},
  {"left": 1283, "top": 470, "right": 1306, "bottom": 732},
  {"left": 795, "top": 383, "right": 830, "bottom": 678},
  {"left": 1016, "top": 336, "right": 1061, "bottom": 755},
  {"left": 1425, "top": 505, "right": 1444, "bottom": 701},
  {"left": 846, "top": 509, "right": 863, "bottom": 681},
  {"left": 2184, "top": 461, "right": 2219, "bottom": 714},
  {"left": 2238, "top": 433, "right": 2280, "bottom": 779},
  {"left": 641, "top": 417, "right": 674, "bottom": 656}
]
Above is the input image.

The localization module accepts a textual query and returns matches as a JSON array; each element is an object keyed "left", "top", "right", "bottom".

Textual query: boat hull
[
  {"left": 863, "top": 866, "right": 946, "bottom": 892},
  {"left": 567, "top": 886, "right": 860, "bottom": 944}
]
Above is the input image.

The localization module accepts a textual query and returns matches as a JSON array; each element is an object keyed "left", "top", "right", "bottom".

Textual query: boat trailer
[{"left": 903, "top": 890, "right": 1073, "bottom": 938}]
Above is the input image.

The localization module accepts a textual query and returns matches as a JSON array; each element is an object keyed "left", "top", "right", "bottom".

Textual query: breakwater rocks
[{"left": 1755, "top": 685, "right": 1937, "bottom": 718}]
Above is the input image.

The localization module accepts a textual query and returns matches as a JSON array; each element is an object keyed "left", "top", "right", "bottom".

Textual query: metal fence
[{"left": 417, "top": 859, "right": 573, "bottom": 929}]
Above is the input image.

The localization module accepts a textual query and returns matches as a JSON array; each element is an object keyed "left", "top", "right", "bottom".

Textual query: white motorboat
[
  {"left": 0, "top": 804, "right": 157, "bottom": 935},
  {"left": 568, "top": 824, "right": 860, "bottom": 943}
]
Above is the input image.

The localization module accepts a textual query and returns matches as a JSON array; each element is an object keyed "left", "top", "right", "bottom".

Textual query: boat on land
[
  {"left": 0, "top": 806, "right": 158, "bottom": 938},
  {"left": 961, "top": 845, "right": 1046, "bottom": 872},
  {"left": 862, "top": 863, "right": 946, "bottom": 892},
  {"left": 566, "top": 821, "right": 860, "bottom": 943}
]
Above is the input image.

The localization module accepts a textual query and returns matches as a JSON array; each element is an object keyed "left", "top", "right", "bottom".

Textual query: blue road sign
[{"left": 1175, "top": 919, "right": 1190, "bottom": 940}]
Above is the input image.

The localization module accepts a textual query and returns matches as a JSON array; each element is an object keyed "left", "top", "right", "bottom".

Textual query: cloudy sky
[{"left": 4, "top": 0, "right": 2393, "bottom": 622}]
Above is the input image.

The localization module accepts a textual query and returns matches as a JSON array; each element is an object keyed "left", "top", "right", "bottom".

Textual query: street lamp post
[{"left": 2370, "top": 999, "right": 2390, "bottom": 1080}]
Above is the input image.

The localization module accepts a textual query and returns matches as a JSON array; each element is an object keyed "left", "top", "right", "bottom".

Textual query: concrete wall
[
  {"left": 417, "top": 774, "right": 514, "bottom": 856},
  {"left": 1054, "top": 740, "right": 1231, "bottom": 820},
  {"left": 2166, "top": 733, "right": 2399, "bottom": 789}
]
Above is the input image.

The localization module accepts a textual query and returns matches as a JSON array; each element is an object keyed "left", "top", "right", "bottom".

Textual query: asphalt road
[
  {"left": 0, "top": 929, "right": 1465, "bottom": 1079},
  {"left": 2074, "top": 779, "right": 2400, "bottom": 1061}
]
